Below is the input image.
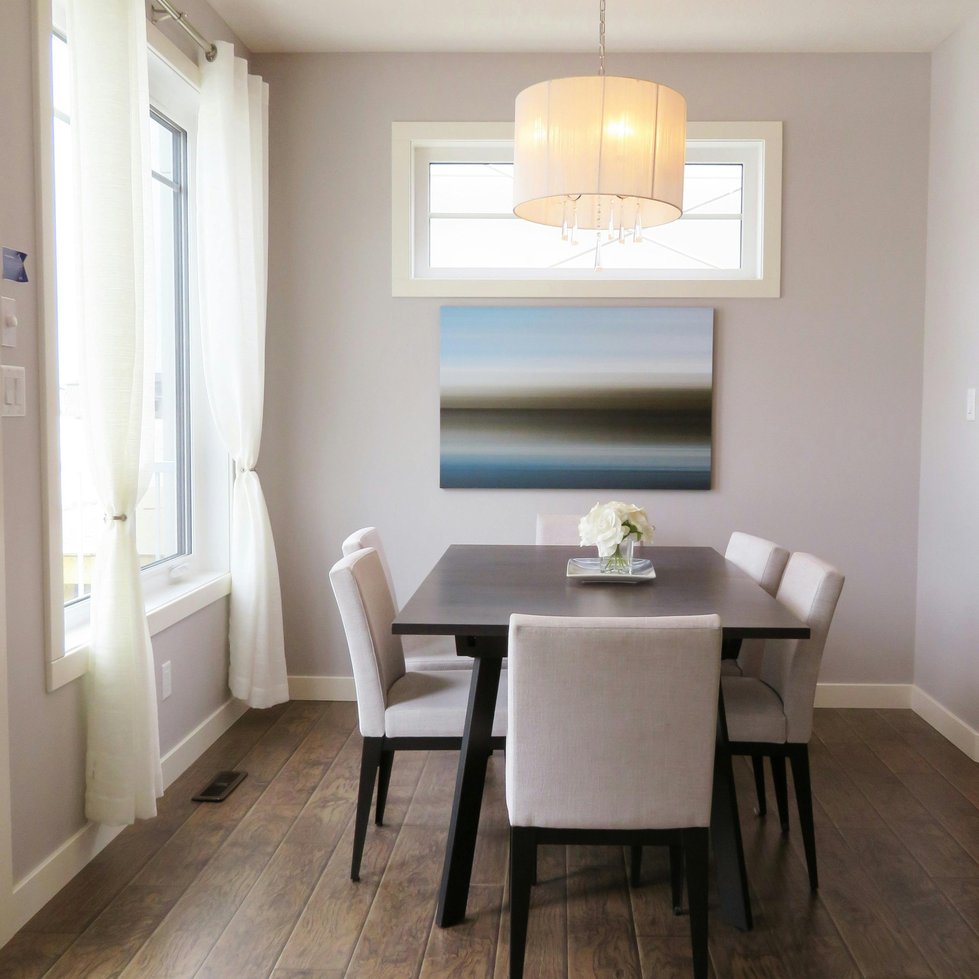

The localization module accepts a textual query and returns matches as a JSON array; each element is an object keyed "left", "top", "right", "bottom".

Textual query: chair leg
[
  {"left": 375, "top": 750, "right": 395, "bottom": 825},
  {"left": 683, "top": 828, "right": 710, "bottom": 979},
  {"left": 789, "top": 744, "right": 819, "bottom": 891},
  {"left": 770, "top": 754, "right": 790, "bottom": 832},
  {"left": 509, "top": 827, "right": 536, "bottom": 979},
  {"left": 351, "top": 738, "right": 383, "bottom": 881},
  {"left": 669, "top": 844, "right": 685, "bottom": 914},
  {"left": 751, "top": 755, "right": 767, "bottom": 816},
  {"left": 630, "top": 845, "right": 643, "bottom": 887}
]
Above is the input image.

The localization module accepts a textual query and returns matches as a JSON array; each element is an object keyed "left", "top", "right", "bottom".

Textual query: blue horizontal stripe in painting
[
  {"left": 439, "top": 408, "right": 711, "bottom": 489},
  {"left": 439, "top": 459, "right": 710, "bottom": 490}
]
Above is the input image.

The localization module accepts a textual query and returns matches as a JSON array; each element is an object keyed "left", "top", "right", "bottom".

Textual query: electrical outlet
[{"left": 161, "top": 660, "right": 172, "bottom": 700}]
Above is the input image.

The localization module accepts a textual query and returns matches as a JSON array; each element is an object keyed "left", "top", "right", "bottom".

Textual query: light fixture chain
[{"left": 598, "top": 0, "right": 606, "bottom": 76}]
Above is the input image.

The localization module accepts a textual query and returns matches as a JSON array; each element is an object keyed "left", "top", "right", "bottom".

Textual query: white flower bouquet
[{"left": 578, "top": 501, "right": 655, "bottom": 572}]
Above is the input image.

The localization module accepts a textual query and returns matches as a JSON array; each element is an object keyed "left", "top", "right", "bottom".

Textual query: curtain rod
[{"left": 151, "top": 1, "right": 218, "bottom": 62}]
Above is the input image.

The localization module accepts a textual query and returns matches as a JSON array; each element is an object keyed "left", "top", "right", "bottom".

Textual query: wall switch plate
[
  {"left": 967, "top": 387, "right": 976, "bottom": 422},
  {"left": 1, "top": 365, "right": 25, "bottom": 416},
  {"left": 1, "top": 296, "right": 16, "bottom": 348},
  {"left": 161, "top": 660, "right": 172, "bottom": 699}
]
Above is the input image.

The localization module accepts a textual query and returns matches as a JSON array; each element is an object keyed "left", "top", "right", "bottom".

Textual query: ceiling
[{"left": 206, "top": 0, "right": 979, "bottom": 55}]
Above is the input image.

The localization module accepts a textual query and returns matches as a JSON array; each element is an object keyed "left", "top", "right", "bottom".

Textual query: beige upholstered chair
[
  {"left": 506, "top": 613, "right": 722, "bottom": 979},
  {"left": 723, "top": 531, "right": 790, "bottom": 677},
  {"left": 533, "top": 513, "right": 582, "bottom": 545},
  {"left": 341, "top": 527, "right": 472, "bottom": 671},
  {"left": 722, "top": 532, "right": 791, "bottom": 813},
  {"left": 330, "top": 548, "right": 506, "bottom": 880},
  {"left": 722, "top": 552, "right": 844, "bottom": 890}
]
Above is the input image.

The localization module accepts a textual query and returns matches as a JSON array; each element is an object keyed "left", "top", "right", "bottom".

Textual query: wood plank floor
[{"left": 2, "top": 703, "right": 978, "bottom": 978}]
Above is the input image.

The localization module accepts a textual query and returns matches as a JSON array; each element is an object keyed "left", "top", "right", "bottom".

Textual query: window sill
[{"left": 46, "top": 571, "right": 232, "bottom": 691}]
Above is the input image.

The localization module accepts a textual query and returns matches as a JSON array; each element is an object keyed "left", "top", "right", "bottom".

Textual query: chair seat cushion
[
  {"left": 385, "top": 670, "right": 508, "bottom": 738},
  {"left": 722, "top": 676, "right": 787, "bottom": 744},
  {"left": 403, "top": 633, "right": 474, "bottom": 671},
  {"left": 720, "top": 659, "right": 742, "bottom": 677}
]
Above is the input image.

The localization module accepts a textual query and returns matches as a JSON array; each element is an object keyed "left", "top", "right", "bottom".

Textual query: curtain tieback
[
  {"left": 105, "top": 513, "right": 128, "bottom": 522},
  {"left": 236, "top": 466, "right": 256, "bottom": 475}
]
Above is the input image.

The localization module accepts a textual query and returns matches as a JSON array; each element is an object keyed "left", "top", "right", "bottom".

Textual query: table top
[{"left": 394, "top": 544, "right": 810, "bottom": 640}]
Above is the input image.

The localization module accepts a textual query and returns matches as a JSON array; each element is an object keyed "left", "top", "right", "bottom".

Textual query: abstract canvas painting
[{"left": 440, "top": 306, "right": 713, "bottom": 489}]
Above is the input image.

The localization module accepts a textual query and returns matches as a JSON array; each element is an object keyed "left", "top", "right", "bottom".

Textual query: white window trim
[
  {"left": 392, "top": 120, "right": 782, "bottom": 299},
  {"left": 34, "top": 6, "right": 232, "bottom": 691}
]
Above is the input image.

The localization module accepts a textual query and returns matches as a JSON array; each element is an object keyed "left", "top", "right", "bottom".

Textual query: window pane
[
  {"left": 141, "top": 166, "right": 181, "bottom": 566},
  {"left": 682, "top": 164, "right": 743, "bottom": 216},
  {"left": 150, "top": 115, "right": 175, "bottom": 180},
  {"left": 430, "top": 216, "right": 742, "bottom": 272},
  {"left": 54, "top": 58, "right": 191, "bottom": 603},
  {"left": 428, "top": 161, "right": 745, "bottom": 273},
  {"left": 51, "top": 33, "right": 70, "bottom": 117},
  {"left": 430, "top": 163, "right": 515, "bottom": 214}
]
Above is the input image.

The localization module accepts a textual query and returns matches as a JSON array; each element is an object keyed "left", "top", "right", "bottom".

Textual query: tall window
[
  {"left": 51, "top": 33, "right": 192, "bottom": 605},
  {"left": 38, "top": 3, "right": 232, "bottom": 689}
]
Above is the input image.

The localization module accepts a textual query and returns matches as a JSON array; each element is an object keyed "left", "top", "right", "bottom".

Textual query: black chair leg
[
  {"left": 510, "top": 827, "right": 536, "bottom": 979},
  {"left": 771, "top": 754, "right": 790, "bottom": 832},
  {"left": 789, "top": 744, "right": 819, "bottom": 891},
  {"left": 684, "top": 828, "right": 710, "bottom": 979},
  {"left": 669, "top": 844, "right": 684, "bottom": 914},
  {"left": 630, "top": 845, "right": 643, "bottom": 887},
  {"left": 351, "top": 738, "right": 382, "bottom": 881},
  {"left": 752, "top": 755, "right": 767, "bottom": 816},
  {"left": 375, "top": 750, "right": 395, "bottom": 825}
]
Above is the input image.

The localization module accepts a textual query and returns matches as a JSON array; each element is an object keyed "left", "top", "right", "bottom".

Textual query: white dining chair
[
  {"left": 506, "top": 613, "right": 721, "bottom": 979},
  {"left": 722, "top": 531, "right": 791, "bottom": 814},
  {"left": 722, "top": 551, "right": 844, "bottom": 891},
  {"left": 533, "top": 513, "right": 582, "bottom": 545},
  {"left": 341, "top": 527, "right": 472, "bottom": 671},
  {"left": 723, "top": 531, "right": 791, "bottom": 677},
  {"left": 330, "top": 547, "right": 507, "bottom": 881}
]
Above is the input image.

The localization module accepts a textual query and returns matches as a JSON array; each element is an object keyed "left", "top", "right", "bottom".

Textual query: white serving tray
[{"left": 566, "top": 557, "right": 656, "bottom": 584}]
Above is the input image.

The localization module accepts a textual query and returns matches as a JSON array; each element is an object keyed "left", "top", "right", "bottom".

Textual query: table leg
[
  {"left": 711, "top": 683, "right": 753, "bottom": 931},
  {"left": 436, "top": 642, "right": 504, "bottom": 928}
]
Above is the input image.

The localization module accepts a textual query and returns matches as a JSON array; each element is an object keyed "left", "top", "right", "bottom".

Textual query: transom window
[{"left": 393, "top": 121, "right": 782, "bottom": 298}]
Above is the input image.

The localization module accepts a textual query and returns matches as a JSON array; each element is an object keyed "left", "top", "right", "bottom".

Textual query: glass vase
[{"left": 600, "top": 538, "right": 635, "bottom": 574}]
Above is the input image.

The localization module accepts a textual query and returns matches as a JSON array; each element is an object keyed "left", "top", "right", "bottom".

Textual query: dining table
[{"left": 392, "top": 544, "right": 810, "bottom": 931}]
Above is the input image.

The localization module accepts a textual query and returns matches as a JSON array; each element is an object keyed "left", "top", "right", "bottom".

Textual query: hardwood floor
[{"left": 2, "top": 703, "right": 978, "bottom": 978}]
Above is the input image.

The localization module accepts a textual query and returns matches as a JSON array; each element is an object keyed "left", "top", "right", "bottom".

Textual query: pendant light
[{"left": 512, "top": 0, "right": 686, "bottom": 248}]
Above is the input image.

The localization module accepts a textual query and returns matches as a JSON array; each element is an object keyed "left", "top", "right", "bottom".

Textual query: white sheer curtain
[
  {"left": 66, "top": 0, "right": 162, "bottom": 824},
  {"left": 197, "top": 42, "right": 288, "bottom": 709}
]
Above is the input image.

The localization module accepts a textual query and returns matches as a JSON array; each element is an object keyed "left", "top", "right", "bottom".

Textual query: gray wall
[
  {"left": 253, "top": 51, "right": 930, "bottom": 684},
  {"left": 915, "top": 9, "right": 979, "bottom": 731},
  {"left": 1, "top": 0, "right": 245, "bottom": 881}
]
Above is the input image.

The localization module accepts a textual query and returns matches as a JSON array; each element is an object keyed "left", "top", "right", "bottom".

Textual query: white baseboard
[
  {"left": 288, "top": 675, "right": 356, "bottom": 701},
  {"left": 911, "top": 687, "right": 979, "bottom": 762},
  {"left": 9, "top": 820, "right": 124, "bottom": 935},
  {"left": 160, "top": 696, "right": 249, "bottom": 789},
  {"left": 9, "top": 696, "right": 247, "bottom": 935},
  {"left": 814, "top": 682, "right": 912, "bottom": 709}
]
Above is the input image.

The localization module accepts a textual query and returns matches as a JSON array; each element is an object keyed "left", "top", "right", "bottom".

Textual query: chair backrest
[
  {"left": 506, "top": 614, "right": 721, "bottom": 831},
  {"left": 725, "top": 531, "right": 790, "bottom": 596},
  {"left": 760, "top": 552, "right": 845, "bottom": 743},
  {"left": 329, "top": 548, "right": 406, "bottom": 738},
  {"left": 534, "top": 514, "right": 582, "bottom": 545},
  {"left": 342, "top": 526, "right": 398, "bottom": 605}
]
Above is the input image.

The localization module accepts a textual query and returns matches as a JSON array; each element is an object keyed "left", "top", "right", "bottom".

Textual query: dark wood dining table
[{"left": 392, "top": 544, "right": 810, "bottom": 931}]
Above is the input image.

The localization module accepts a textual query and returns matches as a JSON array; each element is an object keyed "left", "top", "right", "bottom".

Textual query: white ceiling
[{"left": 206, "top": 0, "right": 979, "bottom": 55}]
